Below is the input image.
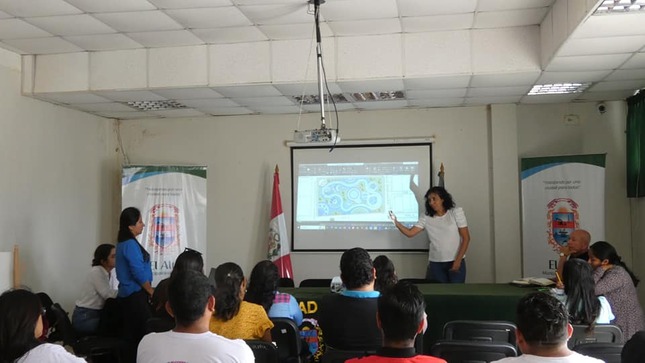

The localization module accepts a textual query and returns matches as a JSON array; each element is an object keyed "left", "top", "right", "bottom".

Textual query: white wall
[{"left": 0, "top": 48, "right": 119, "bottom": 311}]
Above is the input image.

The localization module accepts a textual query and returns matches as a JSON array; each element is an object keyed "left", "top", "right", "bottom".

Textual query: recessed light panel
[
  {"left": 528, "top": 83, "right": 591, "bottom": 95},
  {"left": 126, "top": 100, "right": 187, "bottom": 111},
  {"left": 595, "top": 0, "right": 645, "bottom": 14}
]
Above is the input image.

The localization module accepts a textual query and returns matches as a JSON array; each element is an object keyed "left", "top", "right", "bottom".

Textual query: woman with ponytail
[
  {"left": 72, "top": 243, "right": 118, "bottom": 335},
  {"left": 589, "top": 241, "right": 644, "bottom": 341},
  {"left": 209, "top": 262, "right": 273, "bottom": 342},
  {"left": 115, "top": 207, "right": 153, "bottom": 361}
]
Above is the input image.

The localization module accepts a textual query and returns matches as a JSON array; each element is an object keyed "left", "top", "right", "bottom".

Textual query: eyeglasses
[{"left": 184, "top": 247, "right": 202, "bottom": 255}]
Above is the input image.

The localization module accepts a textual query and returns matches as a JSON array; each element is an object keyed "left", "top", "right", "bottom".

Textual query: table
[{"left": 281, "top": 283, "right": 536, "bottom": 354}]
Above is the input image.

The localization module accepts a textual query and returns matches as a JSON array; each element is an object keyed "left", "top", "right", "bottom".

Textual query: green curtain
[{"left": 627, "top": 90, "right": 645, "bottom": 197}]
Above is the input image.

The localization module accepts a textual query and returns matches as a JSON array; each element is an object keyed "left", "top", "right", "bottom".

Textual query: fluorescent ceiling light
[
  {"left": 528, "top": 83, "right": 591, "bottom": 95},
  {"left": 595, "top": 0, "right": 645, "bottom": 14},
  {"left": 351, "top": 91, "right": 405, "bottom": 102}
]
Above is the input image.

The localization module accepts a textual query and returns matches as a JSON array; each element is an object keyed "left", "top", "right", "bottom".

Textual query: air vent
[
  {"left": 293, "top": 94, "right": 349, "bottom": 105},
  {"left": 126, "top": 100, "right": 187, "bottom": 111},
  {"left": 595, "top": 0, "right": 645, "bottom": 14},
  {"left": 350, "top": 91, "right": 405, "bottom": 102},
  {"left": 528, "top": 83, "right": 591, "bottom": 95}
]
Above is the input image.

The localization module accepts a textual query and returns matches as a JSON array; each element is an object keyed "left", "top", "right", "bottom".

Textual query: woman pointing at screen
[{"left": 391, "top": 186, "right": 470, "bottom": 283}]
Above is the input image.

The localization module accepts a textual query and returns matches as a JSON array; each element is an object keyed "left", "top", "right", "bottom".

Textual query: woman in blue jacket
[{"left": 115, "top": 207, "right": 153, "bottom": 361}]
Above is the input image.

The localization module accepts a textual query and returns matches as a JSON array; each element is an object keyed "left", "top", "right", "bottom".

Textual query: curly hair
[
  {"left": 245, "top": 260, "right": 279, "bottom": 312},
  {"left": 424, "top": 186, "right": 456, "bottom": 217},
  {"left": 373, "top": 255, "right": 397, "bottom": 292},
  {"left": 340, "top": 247, "right": 374, "bottom": 289}
]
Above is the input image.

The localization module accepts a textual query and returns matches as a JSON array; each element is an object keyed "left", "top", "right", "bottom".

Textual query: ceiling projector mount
[{"left": 293, "top": 0, "right": 339, "bottom": 145}]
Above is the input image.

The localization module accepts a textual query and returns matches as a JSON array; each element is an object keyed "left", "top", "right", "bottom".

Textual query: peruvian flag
[{"left": 268, "top": 165, "right": 294, "bottom": 278}]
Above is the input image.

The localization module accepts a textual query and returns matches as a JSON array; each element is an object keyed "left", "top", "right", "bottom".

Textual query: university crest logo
[
  {"left": 148, "top": 204, "right": 181, "bottom": 250},
  {"left": 546, "top": 198, "right": 579, "bottom": 251}
]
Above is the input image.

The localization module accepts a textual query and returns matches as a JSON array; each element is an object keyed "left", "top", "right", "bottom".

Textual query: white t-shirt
[
  {"left": 17, "top": 343, "right": 87, "bottom": 363},
  {"left": 493, "top": 352, "right": 603, "bottom": 363},
  {"left": 137, "top": 330, "right": 255, "bottom": 363},
  {"left": 415, "top": 207, "right": 468, "bottom": 262},
  {"left": 75, "top": 265, "right": 118, "bottom": 310}
]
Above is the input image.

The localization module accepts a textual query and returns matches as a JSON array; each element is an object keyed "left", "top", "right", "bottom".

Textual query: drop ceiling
[{"left": 0, "top": 0, "right": 643, "bottom": 119}]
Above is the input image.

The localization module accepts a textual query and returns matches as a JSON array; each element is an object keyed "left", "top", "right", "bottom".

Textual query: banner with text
[
  {"left": 521, "top": 154, "right": 605, "bottom": 278},
  {"left": 122, "top": 166, "right": 207, "bottom": 286}
]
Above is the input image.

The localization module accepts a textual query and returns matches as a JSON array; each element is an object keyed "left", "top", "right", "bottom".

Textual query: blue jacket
[{"left": 116, "top": 238, "right": 152, "bottom": 298}]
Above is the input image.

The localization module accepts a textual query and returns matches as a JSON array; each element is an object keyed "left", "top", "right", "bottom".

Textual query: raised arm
[{"left": 393, "top": 219, "right": 424, "bottom": 238}]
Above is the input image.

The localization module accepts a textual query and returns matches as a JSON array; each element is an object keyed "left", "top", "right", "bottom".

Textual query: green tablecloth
[{"left": 282, "top": 283, "right": 536, "bottom": 353}]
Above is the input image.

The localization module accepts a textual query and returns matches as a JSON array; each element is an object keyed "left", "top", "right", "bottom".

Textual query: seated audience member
[
  {"left": 589, "top": 241, "right": 644, "bottom": 341},
  {"left": 492, "top": 292, "right": 603, "bottom": 363},
  {"left": 137, "top": 270, "right": 254, "bottom": 363},
  {"left": 622, "top": 330, "right": 645, "bottom": 363},
  {"left": 209, "top": 262, "right": 274, "bottom": 342},
  {"left": 72, "top": 244, "right": 118, "bottom": 335},
  {"left": 561, "top": 258, "right": 614, "bottom": 328},
  {"left": 0, "top": 289, "right": 86, "bottom": 363},
  {"left": 347, "top": 281, "right": 445, "bottom": 363},
  {"left": 151, "top": 248, "right": 204, "bottom": 319},
  {"left": 373, "top": 255, "right": 398, "bottom": 292},
  {"left": 245, "top": 260, "right": 303, "bottom": 326},
  {"left": 319, "top": 247, "right": 381, "bottom": 351},
  {"left": 556, "top": 229, "right": 591, "bottom": 283}
]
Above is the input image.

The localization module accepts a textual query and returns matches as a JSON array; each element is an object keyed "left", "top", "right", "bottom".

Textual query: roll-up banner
[
  {"left": 122, "top": 166, "right": 207, "bottom": 286},
  {"left": 520, "top": 154, "right": 605, "bottom": 278}
]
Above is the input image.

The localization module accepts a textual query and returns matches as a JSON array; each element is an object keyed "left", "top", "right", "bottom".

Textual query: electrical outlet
[{"left": 563, "top": 114, "right": 580, "bottom": 125}]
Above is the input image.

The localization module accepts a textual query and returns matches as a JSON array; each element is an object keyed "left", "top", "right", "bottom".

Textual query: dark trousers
[
  {"left": 426, "top": 260, "right": 466, "bottom": 283},
  {"left": 119, "top": 290, "right": 152, "bottom": 363}
]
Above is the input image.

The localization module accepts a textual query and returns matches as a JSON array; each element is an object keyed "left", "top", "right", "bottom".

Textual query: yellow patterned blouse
[{"left": 209, "top": 301, "right": 274, "bottom": 340}]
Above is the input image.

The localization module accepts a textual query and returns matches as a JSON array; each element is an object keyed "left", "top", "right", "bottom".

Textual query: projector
[{"left": 293, "top": 128, "right": 339, "bottom": 143}]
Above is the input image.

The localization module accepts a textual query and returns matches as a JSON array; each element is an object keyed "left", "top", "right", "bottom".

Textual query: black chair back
[
  {"left": 569, "top": 324, "right": 623, "bottom": 349},
  {"left": 49, "top": 303, "right": 79, "bottom": 347},
  {"left": 271, "top": 318, "right": 303, "bottom": 363},
  {"left": 443, "top": 320, "right": 517, "bottom": 349},
  {"left": 299, "top": 279, "right": 332, "bottom": 288},
  {"left": 278, "top": 278, "right": 295, "bottom": 288},
  {"left": 430, "top": 340, "right": 517, "bottom": 363},
  {"left": 246, "top": 340, "right": 279, "bottom": 363},
  {"left": 321, "top": 347, "right": 374, "bottom": 363},
  {"left": 399, "top": 278, "right": 439, "bottom": 284},
  {"left": 145, "top": 317, "right": 175, "bottom": 333},
  {"left": 572, "top": 342, "right": 623, "bottom": 363}
]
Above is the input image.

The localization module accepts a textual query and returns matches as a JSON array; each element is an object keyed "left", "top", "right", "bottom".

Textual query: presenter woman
[
  {"left": 391, "top": 186, "right": 470, "bottom": 283},
  {"left": 115, "top": 207, "right": 153, "bottom": 360},
  {"left": 72, "top": 244, "right": 118, "bottom": 335}
]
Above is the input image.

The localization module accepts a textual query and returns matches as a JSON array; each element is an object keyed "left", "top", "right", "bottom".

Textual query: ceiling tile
[
  {"left": 0, "top": 41, "right": 24, "bottom": 54},
  {"left": 148, "top": 0, "right": 233, "bottom": 9},
  {"left": 574, "top": 13, "right": 645, "bottom": 39},
  {"left": 355, "top": 100, "right": 409, "bottom": 110},
  {"left": 232, "top": 96, "right": 295, "bottom": 106},
  {"left": 246, "top": 105, "right": 301, "bottom": 114},
  {"left": 63, "top": 0, "right": 155, "bottom": 13},
  {"left": 259, "top": 23, "right": 332, "bottom": 40},
  {"left": 0, "top": 19, "right": 52, "bottom": 39},
  {"left": 404, "top": 75, "right": 472, "bottom": 89},
  {"left": 471, "top": 72, "right": 541, "bottom": 87},
  {"left": 165, "top": 7, "right": 252, "bottom": 29},
  {"left": 94, "top": 11, "right": 183, "bottom": 33},
  {"left": 605, "top": 68, "right": 645, "bottom": 81},
  {"left": 328, "top": 19, "right": 401, "bottom": 36},
  {"left": 192, "top": 26, "right": 267, "bottom": 44},
  {"left": 573, "top": 90, "right": 637, "bottom": 101},
  {"left": 180, "top": 98, "right": 240, "bottom": 108},
  {"left": 239, "top": 4, "right": 314, "bottom": 25},
  {"left": 546, "top": 54, "right": 632, "bottom": 71},
  {"left": 301, "top": 103, "right": 356, "bottom": 112},
  {"left": 214, "top": 85, "right": 281, "bottom": 97},
  {"left": 588, "top": 80, "right": 645, "bottom": 92},
  {"left": 273, "top": 82, "right": 342, "bottom": 96},
  {"left": 477, "top": 0, "right": 555, "bottom": 11},
  {"left": 408, "top": 98, "right": 464, "bottom": 107},
  {"left": 402, "top": 14, "right": 473, "bottom": 33},
  {"left": 520, "top": 93, "right": 578, "bottom": 103},
  {"left": 204, "top": 107, "right": 254, "bottom": 115},
  {"left": 398, "top": 0, "right": 477, "bottom": 16},
  {"left": 73, "top": 103, "right": 138, "bottom": 112},
  {"left": 148, "top": 109, "right": 206, "bottom": 118},
  {"left": 65, "top": 34, "right": 143, "bottom": 51},
  {"left": 95, "top": 90, "right": 168, "bottom": 102},
  {"left": 0, "top": 0, "right": 81, "bottom": 17},
  {"left": 338, "top": 79, "right": 404, "bottom": 93},
  {"left": 35, "top": 92, "right": 112, "bottom": 104},
  {"left": 474, "top": 8, "right": 548, "bottom": 28},
  {"left": 537, "top": 70, "right": 612, "bottom": 83},
  {"left": 24, "top": 15, "right": 116, "bottom": 36},
  {"left": 0, "top": 10, "right": 11, "bottom": 19},
  {"left": 558, "top": 36, "right": 645, "bottom": 56},
  {"left": 2, "top": 37, "right": 82, "bottom": 54},
  {"left": 407, "top": 89, "right": 467, "bottom": 99},
  {"left": 465, "top": 95, "right": 522, "bottom": 104},
  {"left": 127, "top": 30, "right": 204, "bottom": 48},
  {"left": 467, "top": 86, "right": 531, "bottom": 97},
  {"left": 94, "top": 111, "right": 156, "bottom": 119},
  {"left": 322, "top": 0, "right": 398, "bottom": 21},
  {"left": 622, "top": 53, "right": 645, "bottom": 69},
  {"left": 153, "top": 88, "right": 224, "bottom": 99}
]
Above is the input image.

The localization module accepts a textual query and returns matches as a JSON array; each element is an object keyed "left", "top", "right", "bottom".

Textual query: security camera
[{"left": 597, "top": 102, "right": 607, "bottom": 114}]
